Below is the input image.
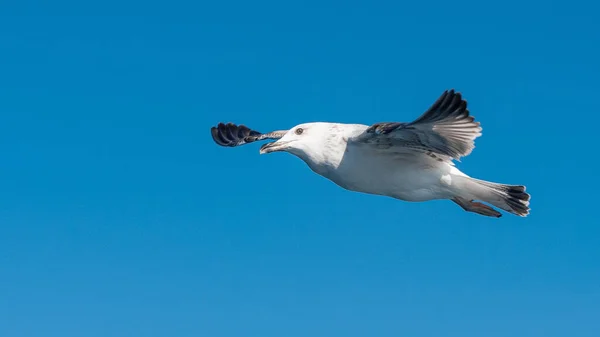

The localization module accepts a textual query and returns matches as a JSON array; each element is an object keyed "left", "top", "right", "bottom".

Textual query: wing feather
[
  {"left": 351, "top": 89, "right": 482, "bottom": 161},
  {"left": 210, "top": 122, "right": 286, "bottom": 147}
]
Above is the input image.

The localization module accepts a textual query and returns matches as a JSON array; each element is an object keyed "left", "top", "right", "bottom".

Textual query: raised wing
[
  {"left": 351, "top": 89, "right": 482, "bottom": 161},
  {"left": 211, "top": 122, "right": 287, "bottom": 147}
]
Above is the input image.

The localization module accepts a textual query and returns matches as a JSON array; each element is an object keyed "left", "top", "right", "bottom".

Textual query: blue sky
[{"left": 1, "top": 1, "right": 599, "bottom": 336}]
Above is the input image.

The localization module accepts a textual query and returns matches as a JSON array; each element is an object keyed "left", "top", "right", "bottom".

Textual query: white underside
[{"left": 308, "top": 144, "right": 469, "bottom": 202}]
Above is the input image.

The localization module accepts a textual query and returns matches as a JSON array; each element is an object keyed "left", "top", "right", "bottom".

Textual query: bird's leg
[{"left": 452, "top": 197, "right": 502, "bottom": 218}]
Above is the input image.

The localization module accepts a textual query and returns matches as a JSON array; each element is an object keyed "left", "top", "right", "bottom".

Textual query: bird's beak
[{"left": 259, "top": 140, "right": 292, "bottom": 154}]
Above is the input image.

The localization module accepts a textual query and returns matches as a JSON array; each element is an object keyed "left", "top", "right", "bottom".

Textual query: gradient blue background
[{"left": 1, "top": 1, "right": 599, "bottom": 336}]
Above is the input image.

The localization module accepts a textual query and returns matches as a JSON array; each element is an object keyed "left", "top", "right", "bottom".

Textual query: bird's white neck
[{"left": 288, "top": 124, "right": 351, "bottom": 175}]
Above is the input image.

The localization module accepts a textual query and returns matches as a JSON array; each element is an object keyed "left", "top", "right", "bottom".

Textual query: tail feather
[
  {"left": 457, "top": 177, "right": 531, "bottom": 217},
  {"left": 473, "top": 179, "right": 531, "bottom": 217},
  {"left": 502, "top": 185, "right": 530, "bottom": 216}
]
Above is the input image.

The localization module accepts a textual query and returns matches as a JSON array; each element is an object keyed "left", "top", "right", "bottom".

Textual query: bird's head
[
  {"left": 259, "top": 122, "right": 334, "bottom": 159},
  {"left": 210, "top": 121, "right": 346, "bottom": 168}
]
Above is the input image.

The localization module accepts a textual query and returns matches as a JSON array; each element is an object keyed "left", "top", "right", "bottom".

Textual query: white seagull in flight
[{"left": 211, "top": 89, "right": 530, "bottom": 217}]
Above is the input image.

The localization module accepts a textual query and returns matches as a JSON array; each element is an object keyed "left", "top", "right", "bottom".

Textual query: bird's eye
[{"left": 295, "top": 128, "right": 304, "bottom": 135}]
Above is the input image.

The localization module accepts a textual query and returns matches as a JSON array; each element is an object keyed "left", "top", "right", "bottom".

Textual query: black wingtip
[
  {"left": 211, "top": 125, "right": 230, "bottom": 146},
  {"left": 411, "top": 89, "right": 469, "bottom": 125},
  {"left": 210, "top": 122, "right": 263, "bottom": 147}
]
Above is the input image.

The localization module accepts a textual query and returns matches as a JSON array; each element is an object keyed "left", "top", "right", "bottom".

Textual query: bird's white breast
[{"left": 309, "top": 143, "right": 455, "bottom": 202}]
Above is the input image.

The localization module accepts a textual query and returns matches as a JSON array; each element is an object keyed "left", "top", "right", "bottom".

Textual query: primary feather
[{"left": 354, "top": 90, "right": 482, "bottom": 161}]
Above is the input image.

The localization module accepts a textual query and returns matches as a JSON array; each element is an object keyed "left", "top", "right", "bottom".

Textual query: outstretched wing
[
  {"left": 350, "top": 89, "right": 482, "bottom": 161},
  {"left": 211, "top": 122, "right": 287, "bottom": 147}
]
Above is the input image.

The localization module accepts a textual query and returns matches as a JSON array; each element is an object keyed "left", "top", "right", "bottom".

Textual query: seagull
[{"left": 211, "top": 89, "right": 530, "bottom": 217}]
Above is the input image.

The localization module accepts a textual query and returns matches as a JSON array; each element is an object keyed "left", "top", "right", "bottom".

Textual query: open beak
[{"left": 259, "top": 140, "right": 292, "bottom": 154}]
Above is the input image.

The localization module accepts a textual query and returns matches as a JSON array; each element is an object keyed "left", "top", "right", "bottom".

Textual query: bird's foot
[{"left": 452, "top": 197, "right": 502, "bottom": 218}]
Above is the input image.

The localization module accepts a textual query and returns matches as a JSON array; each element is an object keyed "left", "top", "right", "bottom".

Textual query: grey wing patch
[
  {"left": 360, "top": 89, "right": 482, "bottom": 160},
  {"left": 211, "top": 122, "right": 286, "bottom": 147}
]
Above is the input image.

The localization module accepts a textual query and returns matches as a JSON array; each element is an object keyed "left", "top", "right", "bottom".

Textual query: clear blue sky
[{"left": 1, "top": 1, "right": 599, "bottom": 336}]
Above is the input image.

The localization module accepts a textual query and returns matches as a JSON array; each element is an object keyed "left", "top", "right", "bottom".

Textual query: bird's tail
[{"left": 457, "top": 176, "right": 531, "bottom": 217}]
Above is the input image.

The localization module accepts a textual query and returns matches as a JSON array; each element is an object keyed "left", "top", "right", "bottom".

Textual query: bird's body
[
  {"left": 282, "top": 122, "right": 478, "bottom": 203},
  {"left": 211, "top": 90, "right": 531, "bottom": 218},
  {"left": 323, "top": 140, "right": 457, "bottom": 203}
]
